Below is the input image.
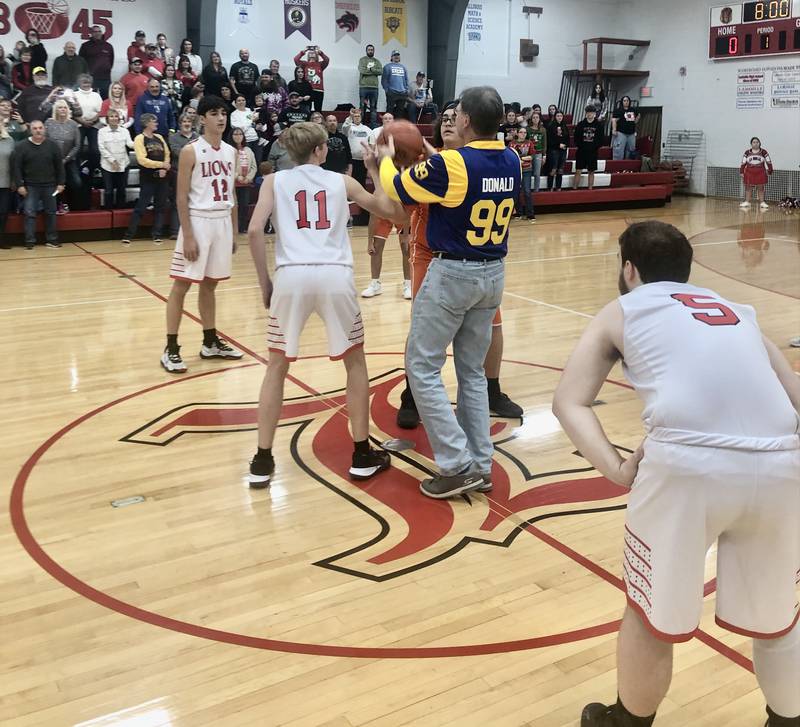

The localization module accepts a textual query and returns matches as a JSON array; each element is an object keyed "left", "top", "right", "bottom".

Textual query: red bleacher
[{"left": 4, "top": 118, "right": 671, "bottom": 241}]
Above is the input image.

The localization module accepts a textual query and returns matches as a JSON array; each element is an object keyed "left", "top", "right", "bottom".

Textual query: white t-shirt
[
  {"left": 230, "top": 108, "right": 258, "bottom": 142},
  {"left": 75, "top": 88, "right": 103, "bottom": 128},
  {"left": 272, "top": 164, "right": 352, "bottom": 268},
  {"left": 619, "top": 281, "right": 799, "bottom": 450},
  {"left": 187, "top": 136, "right": 237, "bottom": 214}
]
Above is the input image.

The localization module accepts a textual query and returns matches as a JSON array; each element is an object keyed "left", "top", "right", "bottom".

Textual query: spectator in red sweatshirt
[{"left": 293, "top": 46, "right": 329, "bottom": 113}]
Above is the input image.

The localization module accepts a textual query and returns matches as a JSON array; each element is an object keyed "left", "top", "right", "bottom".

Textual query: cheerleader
[{"left": 739, "top": 136, "right": 772, "bottom": 209}]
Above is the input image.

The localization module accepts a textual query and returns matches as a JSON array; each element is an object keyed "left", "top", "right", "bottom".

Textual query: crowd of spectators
[{"left": 0, "top": 26, "right": 600, "bottom": 244}]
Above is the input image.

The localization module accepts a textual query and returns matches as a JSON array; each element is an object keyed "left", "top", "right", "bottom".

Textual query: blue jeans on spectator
[
  {"left": 406, "top": 257, "right": 505, "bottom": 476},
  {"left": 359, "top": 87, "right": 378, "bottom": 126},
  {"left": 126, "top": 173, "right": 167, "bottom": 239},
  {"left": 102, "top": 168, "right": 129, "bottom": 209},
  {"left": 519, "top": 169, "right": 534, "bottom": 217},
  {"left": 532, "top": 153, "right": 543, "bottom": 191},
  {"left": 23, "top": 184, "right": 58, "bottom": 246},
  {"left": 612, "top": 132, "right": 636, "bottom": 160}
]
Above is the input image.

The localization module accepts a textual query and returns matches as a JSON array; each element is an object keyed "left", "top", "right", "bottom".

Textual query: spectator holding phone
[
  {"left": 0, "top": 98, "right": 29, "bottom": 142},
  {"left": 293, "top": 46, "right": 329, "bottom": 112},
  {"left": 21, "top": 68, "right": 82, "bottom": 124}
]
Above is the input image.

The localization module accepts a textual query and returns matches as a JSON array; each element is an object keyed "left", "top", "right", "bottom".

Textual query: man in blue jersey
[{"left": 379, "top": 86, "right": 521, "bottom": 499}]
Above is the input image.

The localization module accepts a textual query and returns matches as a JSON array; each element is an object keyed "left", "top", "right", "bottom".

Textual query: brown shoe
[{"left": 420, "top": 471, "right": 484, "bottom": 499}]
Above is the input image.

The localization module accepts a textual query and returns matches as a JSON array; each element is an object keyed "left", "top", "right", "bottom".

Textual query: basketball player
[
  {"left": 552, "top": 221, "right": 800, "bottom": 727},
  {"left": 378, "top": 86, "right": 521, "bottom": 499},
  {"left": 362, "top": 113, "right": 411, "bottom": 300},
  {"left": 161, "top": 95, "right": 243, "bottom": 373},
  {"left": 397, "top": 102, "right": 523, "bottom": 431},
  {"left": 246, "top": 122, "right": 407, "bottom": 488}
]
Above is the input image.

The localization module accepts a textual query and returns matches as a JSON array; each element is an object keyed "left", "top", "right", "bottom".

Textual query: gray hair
[
  {"left": 139, "top": 113, "right": 158, "bottom": 128},
  {"left": 458, "top": 86, "right": 504, "bottom": 137},
  {"left": 77, "top": 73, "right": 93, "bottom": 85}
]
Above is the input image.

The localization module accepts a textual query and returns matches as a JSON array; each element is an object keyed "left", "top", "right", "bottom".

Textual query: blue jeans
[
  {"left": 359, "top": 87, "right": 378, "bottom": 126},
  {"left": 532, "top": 153, "right": 543, "bottom": 191},
  {"left": 612, "top": 132, "right": 636, "bottom": 160},
  {"left": 519, "top": 170, "right": 534, "bottom": 216},
  {"left": 406, "top": 257, "right": 505, "bottom": 475},
  {"left": 23, "top": 184, "right": 58, "bottom": 245}
]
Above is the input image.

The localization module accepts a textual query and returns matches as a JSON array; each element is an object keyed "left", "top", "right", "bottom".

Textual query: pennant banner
[
  {"left": 284, "top": 0, "right": 312, "bottom": 40},
  {"left": 382, "top": 0, "right": 407, "bottom": 47},
  {"left": 335, "top": 0, "right": 361, "bottom": 43}
]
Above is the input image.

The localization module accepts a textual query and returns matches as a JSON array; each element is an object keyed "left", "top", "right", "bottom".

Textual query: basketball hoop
[{"left": 25, "top": 8, "right": 57, "bottom": 35}]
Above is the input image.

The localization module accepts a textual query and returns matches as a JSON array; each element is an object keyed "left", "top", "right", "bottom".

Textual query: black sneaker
[
  {"left": 200, "top": 338, "right": 244, "bottom": 359},
  {"left": 420, "top": 470, "right": 484, "bottom": 499},
  {"left": 25, "top": 244, "right": 35, "bottom": 250},
  {"left": 489, "top": 391, "right": 523, "bottom": 419},
  {"left": 581, "top": 703, "right": 617, "bottom": 727},
  {"left": 160, "top": 347, "right": 187, "bottom": 373},
  {"left": 397, "top": 386, "right": 420, "bottom": 429},
  {"left": 349, "top": 448, "right": 391, "bottom": 481},
  {"left": 249, "top": 453, "right": 275, "bottom": 489}
]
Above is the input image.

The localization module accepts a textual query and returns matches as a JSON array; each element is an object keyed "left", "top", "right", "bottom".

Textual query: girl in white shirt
[
  {"left": 178, "top": 38, "right": 203, "bottom": 76},
  {"left": 230, "top": 94, "right": 260, "bottom": 161}
]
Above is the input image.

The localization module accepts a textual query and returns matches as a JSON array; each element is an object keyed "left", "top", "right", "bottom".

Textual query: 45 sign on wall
[{"left": 0, "top": 1, "right": 113, "bottom": 41}]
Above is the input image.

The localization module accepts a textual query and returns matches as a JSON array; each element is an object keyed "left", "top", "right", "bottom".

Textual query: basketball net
[{"left": 25, "top": 8, "right": 57, "bottom": 35}]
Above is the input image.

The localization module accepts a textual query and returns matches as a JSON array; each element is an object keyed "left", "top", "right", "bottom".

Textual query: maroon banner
[{"left": 284, "top": 0, "right": 312, "bottom": 40}]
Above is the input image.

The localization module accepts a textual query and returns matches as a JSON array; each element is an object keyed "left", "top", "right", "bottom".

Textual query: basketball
[{"left": 377, "top": 120, "right": 425, "bottom": 167}]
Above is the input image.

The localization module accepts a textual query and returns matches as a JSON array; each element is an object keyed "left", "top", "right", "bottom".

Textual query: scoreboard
[{"left": 709, "top": 1, "right": 800, "bottom": 59}]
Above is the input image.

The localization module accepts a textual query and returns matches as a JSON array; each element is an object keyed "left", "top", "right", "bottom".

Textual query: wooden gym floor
[{"left": 2, "top": 197, "right": 799, "bottom": 727}]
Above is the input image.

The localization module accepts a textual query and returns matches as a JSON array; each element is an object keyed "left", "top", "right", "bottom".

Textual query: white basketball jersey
[
  {"left": 273, "top": 165, "right": 352, "bottom": 268},
  {"left": 619, "top": 282, "right": 799, "bottom": 450},
  {"left": 188, "top": 136, "right": 236, "bottom": 214}
]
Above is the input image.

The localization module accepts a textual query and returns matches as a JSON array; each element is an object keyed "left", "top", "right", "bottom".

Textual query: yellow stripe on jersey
[{"left": 438, "top": 151, "right": 468, "bottom": 208}]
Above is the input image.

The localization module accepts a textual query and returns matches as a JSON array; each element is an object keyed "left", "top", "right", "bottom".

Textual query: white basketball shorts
[
  {"left": 170, "top": 212, "right": 233, "bottom": 283},
  {"left": 624, "top": 438, "right": 800, "bottom": 641},
  {"left": 267, "top": 265, "right": 364, "bottom": 361}
]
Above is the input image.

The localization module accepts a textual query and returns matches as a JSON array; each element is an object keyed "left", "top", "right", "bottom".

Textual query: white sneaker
[
  {"left": 161, "top": 348, "right": 187, "bottom": 373},
  {"left": 361, "top": 280, "right": 382, "bottom": 298},
  {"left": 402, "top": 280, "right": 412, "bottom": 300},
  {"left": 759, "top": 201, "right": 769, "bottom": 209},
  {"left": 200, "top": 338, "right": 244, "bottom": 359},
  {"left": 739, "top": 201, "right": 751, "bottom": 208},
  {"left": 790, "top": 337, "right": 800, "bottom": 348}
]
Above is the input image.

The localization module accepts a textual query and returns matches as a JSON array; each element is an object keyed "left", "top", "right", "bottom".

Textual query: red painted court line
[{"left": 71, "top": 243, "right": 331, "bottom": 403}]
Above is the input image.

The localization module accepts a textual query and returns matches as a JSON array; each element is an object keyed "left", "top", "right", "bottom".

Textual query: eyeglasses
[{"left": 441, "top": 114, "right": 457, "bottom": 125}]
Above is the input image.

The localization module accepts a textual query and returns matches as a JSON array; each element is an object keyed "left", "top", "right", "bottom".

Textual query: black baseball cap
[{"left": 135, "top": 30, "right": 146, "bottom": 37}]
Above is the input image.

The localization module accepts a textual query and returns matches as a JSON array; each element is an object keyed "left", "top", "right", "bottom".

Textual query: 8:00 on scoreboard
[{"left": 710, "top": 1, "right": 800, "bottom": 58}]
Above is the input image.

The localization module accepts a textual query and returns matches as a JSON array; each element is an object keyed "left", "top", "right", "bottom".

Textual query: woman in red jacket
[{"left": 293, "top": 46, "right": 329, "bottom": 113}]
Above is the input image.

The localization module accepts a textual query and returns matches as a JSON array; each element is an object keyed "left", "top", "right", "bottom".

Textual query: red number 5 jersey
[{"left": 619, "top": 281, "right": 799, "bottom": 450}]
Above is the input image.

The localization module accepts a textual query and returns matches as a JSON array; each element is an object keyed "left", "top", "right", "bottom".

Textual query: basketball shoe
[
  {"left": 200, "top": 338, "right": 244, "bottom": 359},
  {"left": 349, "top": 447, "right": 391, "bottom": 480},
  {"left": 249, "top": 452, "right": 275, "bottom": 489},
  {"left": 765, "top": 706, "right": 800, "bottom": 726},
  {"left": 160, "top": 346, "right": 187, "bottom": 373},
  {"left": 420, "top": 470, "right": 485, "bottom": 499},
  {"left": 581, "top": 702, "right": 654, "bottom": 727},
  {"left": 361, "top": 280, "right": 382, "bottom": 298}
]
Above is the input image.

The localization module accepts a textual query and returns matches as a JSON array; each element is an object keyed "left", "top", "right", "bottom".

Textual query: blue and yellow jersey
[{"left": 380, "top": 140, "right": 521, "bottom": 260}]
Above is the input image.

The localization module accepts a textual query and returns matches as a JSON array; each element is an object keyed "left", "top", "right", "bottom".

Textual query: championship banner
[
  {"left": 335, "top": 0, "right": 361, "bottom": 43},
  {"left": 382, "top": 0, "right": 407, "bottom": 47},
  {"left": 284, "top": 0, "right": 312, "bottom": 40}
]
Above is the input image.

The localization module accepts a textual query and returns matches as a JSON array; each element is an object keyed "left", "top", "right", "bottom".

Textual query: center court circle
[{"left": 10, "top": 355, "right": 633, "bottom": 658}]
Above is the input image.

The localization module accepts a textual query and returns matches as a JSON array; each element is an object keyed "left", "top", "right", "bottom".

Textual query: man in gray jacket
[{"left": 357, "top": 44, "right": 382, "bottom": 127}]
